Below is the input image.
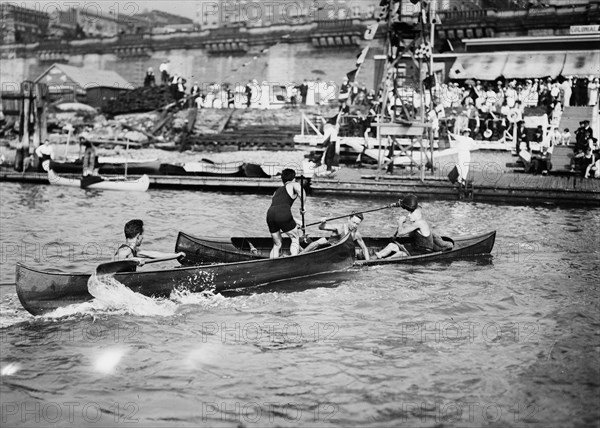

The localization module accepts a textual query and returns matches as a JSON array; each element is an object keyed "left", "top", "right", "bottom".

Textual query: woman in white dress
[{"left": 588, "top": 77, "right": 599, "bottom": 106}]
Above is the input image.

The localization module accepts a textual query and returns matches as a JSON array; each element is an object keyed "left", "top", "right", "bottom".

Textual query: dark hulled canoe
[
  {"left": 159, "top": 162, "right": 271, "bottom": 178},
  {"left": 175, "top": 231, "right": 496, "bottom": 266},
  {"left": 50, "top": 159, "right": 161, "bottom": 175},
  {"left": 16, "top": 233, "right": 355, "bottom": 316},
  {"left": 355, "top": 231, "right": 495, "bottom": 265}
]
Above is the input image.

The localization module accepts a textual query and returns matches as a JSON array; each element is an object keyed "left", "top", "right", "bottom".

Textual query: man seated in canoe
[
  {"left": 114, "top": 219, "right": 185, "bottom": 268},
  {"left": 266, "top": 168, "right": 306, "bottom": 258},
  {"left": 374, "top": 194, "right": 434, "bottom": 259},
  {"left": 300, "top": 212, "right": 371, "bottom": 260}
]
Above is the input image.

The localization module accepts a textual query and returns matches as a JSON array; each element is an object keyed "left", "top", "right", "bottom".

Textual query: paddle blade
[{"left": 96, "top": 260, "right": 138, "bottom": 275}]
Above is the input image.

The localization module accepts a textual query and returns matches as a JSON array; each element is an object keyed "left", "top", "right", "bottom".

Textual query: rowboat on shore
[
  {"left": 48, "top": 170, "right": 150, "bottom": 191},
  {"left": 175, "top": 230, "right": 496, "bottom": 266},
  {"left": 15, "top": 233, "right": 355, "bottom": 316}
]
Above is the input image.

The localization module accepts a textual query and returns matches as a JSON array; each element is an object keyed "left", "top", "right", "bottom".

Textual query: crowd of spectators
[
  {"left": 140, "top": 60, "right": 599, "bottom": 178},
  {"left": 142, "top": 60, "right": 380, "bottom": 110}
]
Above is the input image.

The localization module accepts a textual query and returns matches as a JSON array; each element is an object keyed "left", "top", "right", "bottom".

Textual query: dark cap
[{"left": 399, "top": 194, "right": 418, "bottom": 212}]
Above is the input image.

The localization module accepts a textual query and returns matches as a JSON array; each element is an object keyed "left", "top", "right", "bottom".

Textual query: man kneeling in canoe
[
  {"left": 115, "top": 219, "right": 185, "bottom": 268},
  {"left": 300, "top": 213, "right": 371, "bottom": 260},
  {"left": 374, "top": 194, "right": 433, "bottom": 259}
]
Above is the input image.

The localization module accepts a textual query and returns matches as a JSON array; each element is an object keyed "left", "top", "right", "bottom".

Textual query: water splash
[
  {"left": 87, "top": 274, "right": 177, "bottom": 316},
  {"left": 170, "top": 288, "right": 230, "bottom": 308},
  {"left": 40, "top": 275, "right": 232, "bottom": 319}
]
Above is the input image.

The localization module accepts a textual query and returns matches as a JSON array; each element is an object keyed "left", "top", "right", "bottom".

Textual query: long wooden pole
[
  {"left": 419, "top": 56, "right": 425, "bottom": 182},
  {"left": 429, "top": 1, "right": 436, "bottom": 175},
  {"left": 305, "top": 202, "right": 399, "bottom": 227},
  {"left": 300, "top": 175, "right": 306, "bottom": 236}
]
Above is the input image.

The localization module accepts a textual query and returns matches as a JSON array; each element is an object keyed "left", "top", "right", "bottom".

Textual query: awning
[
  {"left": 449, "top": 53, "right": 507, "bottom": 80},
  {"left": 562, "top": 51, "right": 600, "bottom": 77},
  {"left": 501, "top": 52, "right": 565, "bottom": 79},
  {"left": 448, "top": 50, "right": 599, "bottom": 81}
]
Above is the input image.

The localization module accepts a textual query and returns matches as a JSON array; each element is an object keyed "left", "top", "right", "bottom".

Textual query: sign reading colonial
[{"left": 569, "top": 25, "right": 600, "bottom": 34}]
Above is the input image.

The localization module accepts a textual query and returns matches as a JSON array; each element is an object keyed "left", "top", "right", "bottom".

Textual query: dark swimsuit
[
  {"left": 115, "top": 244, "right": 137, "bottom": 258},
  {"left": 266, "top": 184, "right": 297, "bottom": 233},
  {"left": 413, "top": 231, "right": 434, "bottom": 253},
  {"left": 114, "top": 244, "right": 138, "bottom": 272},
  {"left": 392, "top": 230, "right": 434, "bottom": 255}
]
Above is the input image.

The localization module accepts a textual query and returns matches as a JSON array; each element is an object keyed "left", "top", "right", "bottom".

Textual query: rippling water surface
[{"left": 1, "top": 182, "right": 598, "bottom": 427}]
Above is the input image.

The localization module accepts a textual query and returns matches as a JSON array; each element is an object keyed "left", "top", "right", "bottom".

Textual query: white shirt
[{"left": 35, "top": 144, "right": 54, "bottom": 158}]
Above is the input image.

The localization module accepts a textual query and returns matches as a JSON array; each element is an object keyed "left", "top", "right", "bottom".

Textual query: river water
[{"left": 0, "top": 182, "right": 598, "bottom": 427}]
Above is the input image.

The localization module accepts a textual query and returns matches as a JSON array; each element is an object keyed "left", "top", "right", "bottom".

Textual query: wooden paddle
[
  {"left": 300, "top": 175, "right": 306, "bottom": 236},
  {"left": 305, "top": 202, "right": 400, "bottom": 227},
  {"left": 96, "top": 254, "right": 183, "bottom": 275}
]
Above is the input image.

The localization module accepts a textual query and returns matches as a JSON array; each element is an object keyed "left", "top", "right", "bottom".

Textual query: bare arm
[
  {"left": 294, "top": 181, "right": 307, "bottom": 208},
  {"left": 318, "top": 220, "right": 343, "bottom": 234},
  {"left": 396, "top": 222, "right": 421, "bottom": 237},
  {"left": 137, "top": 250, "right": 185, "bottom": 259},
  {"left": 394, "top": 216, "right": 424, "bottom": 237},
  {"left": 354, "top": 232, "right": 370, "bottom": 261}
]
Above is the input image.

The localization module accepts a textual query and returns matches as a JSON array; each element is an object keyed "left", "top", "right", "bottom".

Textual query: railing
[
  {"left": 316, "top": 18, "right": 358, "bottom": 30},
  {"left": 437, "top": 9, "right": 489, "bottom": 22}
]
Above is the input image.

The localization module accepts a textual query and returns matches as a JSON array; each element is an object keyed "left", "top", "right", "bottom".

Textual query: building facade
[
  {"left": 0, "top": 3, "right": 49, "bottom": 44},
  {"left": 0, "top": 1, "right": 597, "bottom": 92},
  {"left": 196, "top": 0, "right": 380, "bottom": 29}
]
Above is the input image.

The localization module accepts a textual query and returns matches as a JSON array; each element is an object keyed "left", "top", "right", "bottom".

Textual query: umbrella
[
  {"left": 464, "top": 79, "right": 475, "bottom": 86},
  {"left": 311, "top": 69, "right": 326, "bottom": 75}
]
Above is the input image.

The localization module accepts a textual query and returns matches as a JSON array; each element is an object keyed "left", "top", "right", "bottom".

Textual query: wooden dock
[{"left": 1, "top": 168, "right": 598, "bottom": 207}]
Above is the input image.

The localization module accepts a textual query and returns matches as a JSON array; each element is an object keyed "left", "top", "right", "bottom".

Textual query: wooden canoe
[
  {"left": 175, "top": 231, "right": 496, "bottom": 266},
  {"left": 159, "top": 162, "right": 271, "bottom": 178},
  {"left": 48, "top": 170, "right": 150, "bottom": 192},
  {"left": 15, "top": 233, "right": 355, "bottom": 316},
  {"left": 50, "top": 159, "right": 161, "bottom": 175}
]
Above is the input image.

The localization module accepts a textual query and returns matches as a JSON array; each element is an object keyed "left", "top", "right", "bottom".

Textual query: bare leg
[
  {"left": 300, "top": 237, "right": 328, "bottom": 253},
  {"left": 285, "top": 227, "right": 300, "bottom": 256},
  {"left": 375, "top": 243, "right": 408, "bottom": 259},
  {"left": 270, "top": 232, "right": 282, "bottom": 258}
]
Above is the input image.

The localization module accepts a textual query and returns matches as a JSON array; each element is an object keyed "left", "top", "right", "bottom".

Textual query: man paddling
[
  {"left": 374, "top": 194, "right": 433, "bottom": 259},
  {"left": 266, "top": 168, "right": 306, "bottom": 258},
  {"left": 115, "top": 219, "right": 184, "bottom": 268},
  {"left": 300, "top": 212, "right": 370, "bottom": 260}
]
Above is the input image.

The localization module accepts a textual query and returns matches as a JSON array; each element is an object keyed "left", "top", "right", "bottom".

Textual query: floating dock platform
[{"left": 1, "top": 168, "right": 598, "bottom": 207}]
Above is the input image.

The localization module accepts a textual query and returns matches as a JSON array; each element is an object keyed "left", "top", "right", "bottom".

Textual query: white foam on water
[
  {"left": 87, "top": 274, "right": 177, "bottom": 316},
  {"left": 40, "top": 275, "right": 233, "bottom": 319},
  {"left": 169, "top": 288, "right": 230, "bottom": 308}
]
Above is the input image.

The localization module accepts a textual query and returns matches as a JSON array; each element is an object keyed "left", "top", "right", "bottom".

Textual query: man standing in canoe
[
  {"left": 115, "top": 219, "right": 184, "bottom": 267},
  {"left": 266, "top": 168, "right": 305, "bottom": 258},
  {"left": 300, "top": 213, "right": 371, "bottom": 260},
  {"left": 374, "top": 194, "right": 433, "bottom": 259}
]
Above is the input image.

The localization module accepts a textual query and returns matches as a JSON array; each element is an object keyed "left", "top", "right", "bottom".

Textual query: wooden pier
[{"left": 1, "top": 168, "right": 598, "bottom": 207}]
